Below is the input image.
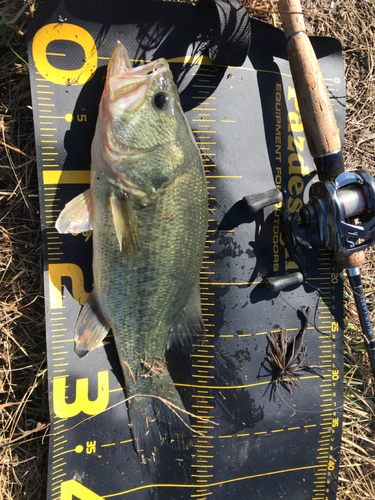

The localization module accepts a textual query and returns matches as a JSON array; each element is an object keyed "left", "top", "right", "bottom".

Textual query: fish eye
[{"left": 153, "top": 92, "right": 170, "bottom": 111}]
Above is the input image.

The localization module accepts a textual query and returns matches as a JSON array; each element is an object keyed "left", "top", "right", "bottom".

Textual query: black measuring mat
[{"left": 27, "top": 1, "right": 345, "bottom": 499}]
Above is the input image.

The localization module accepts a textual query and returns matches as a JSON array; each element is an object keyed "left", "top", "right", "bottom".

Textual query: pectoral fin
[
  {"left": 110, "top": 193, "right": 141, "bottom": 254},
  {"left": 55, "top": 189, "right": 93, "bottom": 234},
  {"left": 167, "top": 284, "right": 205, "bottom": 351},
  {"left": 74, "top": 290, "right": 110, "bottom": 353}
]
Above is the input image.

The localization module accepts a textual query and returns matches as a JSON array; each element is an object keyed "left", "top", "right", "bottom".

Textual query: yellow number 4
[{"left": 61, "top": 480, "right": 103, "bottom": 499}]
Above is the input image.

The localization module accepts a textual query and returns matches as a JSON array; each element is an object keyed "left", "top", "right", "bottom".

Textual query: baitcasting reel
[
  {"left": 244, "top": 169, "right": 375, "bottom": 376},
  {"left": 243, "top": 169, "right": 375, "bottom": 293}
]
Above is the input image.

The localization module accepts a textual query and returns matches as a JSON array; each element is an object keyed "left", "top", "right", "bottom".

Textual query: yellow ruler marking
[
  {"left": 53, "top": 435, "right": 66, "bottom": 442},
  {"left": 51, "top": 473, "right": 66, "bottom": 481},
  {"left": 53, "top": 446, "right": 64, "bottom": 452},
  {"left": 52, "top": 468, "right": 64, "bottom": 475},
  {"left": 206, "top": 175, "right": 242, "bottom": 179},
  {"left": 201, "top": 282, "right": 257, "bottom": 285},
  {"left": 51, "top": 480, "right": 64, "bottom": 487},
  {"left": 43, "top": 170, "right": 90, "bottom": 185},
  {"left": 53, "top": 440, "right": 67, "bottom": 447},
  {"left": 176, "top": 375, "right": 319, "bottom": 390}
]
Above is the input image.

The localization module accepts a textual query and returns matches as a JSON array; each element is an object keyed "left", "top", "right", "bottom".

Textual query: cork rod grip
[
  {"left": 279, "top": 0, "right": 364, "bottom": 269},
  {"left": 278, "top": 0, "right": 341, "bottom": 158}
]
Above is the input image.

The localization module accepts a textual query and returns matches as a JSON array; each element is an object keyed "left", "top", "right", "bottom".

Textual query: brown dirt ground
[{"left": 0, "top": 0, "right": 374, "bottom": 498}]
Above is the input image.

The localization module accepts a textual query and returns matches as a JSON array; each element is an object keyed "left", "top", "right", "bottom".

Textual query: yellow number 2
[
  {"left": 48, "top": 263, "right": 90, "bottom": 309},
  {"left": 53, "top": 371, "right": 109, "bottom": 418},
  {"left": 32, "top": 23, "right": 97, "bottom": 85}
]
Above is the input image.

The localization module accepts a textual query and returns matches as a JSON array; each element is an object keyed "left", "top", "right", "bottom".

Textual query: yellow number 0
[
  {"left": 61, "top": 480, "right": 103, "bottom": 499},
  {"left": 32, "top": 23, "right": 97, "bottom": 85},
  {"left": 53, "top": 371, "right": 109, "bottom": 418}
]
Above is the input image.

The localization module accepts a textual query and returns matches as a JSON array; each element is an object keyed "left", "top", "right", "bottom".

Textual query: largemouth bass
[{"left": 55, "top": 43, "right": 208, "bottom": 459}]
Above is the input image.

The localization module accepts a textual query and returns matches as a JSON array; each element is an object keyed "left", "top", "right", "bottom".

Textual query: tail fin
[{"left": 127, "top": 375, "right": 192, "bottom": 459}]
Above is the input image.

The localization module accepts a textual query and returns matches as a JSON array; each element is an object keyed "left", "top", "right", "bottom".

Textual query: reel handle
[
  {"left": 265, "top": 272, "right": 304, "bottom": 293},
  {"left": 278, "top": 0, "right": 343, "bottom": 181},
  {"left": 242, "top": 188, "right": 283, "bottom": 214}
]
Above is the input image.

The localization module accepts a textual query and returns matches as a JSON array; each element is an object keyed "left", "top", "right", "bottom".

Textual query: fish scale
[{"left": 95, "top": 173, "right": 205, "bottom": 344}]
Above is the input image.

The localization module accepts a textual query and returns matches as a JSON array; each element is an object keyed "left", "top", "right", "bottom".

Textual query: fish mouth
[{"left": 106, "top": 43, "right": 170, "bottom": 113}]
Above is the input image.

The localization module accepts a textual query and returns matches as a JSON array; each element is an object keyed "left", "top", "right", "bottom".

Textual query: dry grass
[
  {"left": 0, "top": 0, "right": 374, "bottom": 498},
  {"left": 0, "top": 1, "right": 48, "bottom": 498}
]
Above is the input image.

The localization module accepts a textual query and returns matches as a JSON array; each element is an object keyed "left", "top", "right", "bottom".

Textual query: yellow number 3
[
  {"left": 53, "top": 371, "right": 109, "bottom": 418},
  {"left": 32, "top": 23, "right": 97, "bottom": 85}
]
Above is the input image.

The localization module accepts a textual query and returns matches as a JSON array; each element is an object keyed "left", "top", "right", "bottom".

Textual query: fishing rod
[{"left": 243, "top": 0, "right": 375, "bottom": 376}]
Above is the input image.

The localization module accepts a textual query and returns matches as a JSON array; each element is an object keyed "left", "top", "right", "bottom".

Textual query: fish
[{"left": 55, "top": 42, "right": 208, "bottom": 459}]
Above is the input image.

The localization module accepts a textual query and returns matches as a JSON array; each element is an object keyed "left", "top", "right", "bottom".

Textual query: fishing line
[
  {"left": 52, "top": 393, "right": 218, "bottom": 437},
  {"left": 273, "top": 387, "right": 348, "bottom": 415}
]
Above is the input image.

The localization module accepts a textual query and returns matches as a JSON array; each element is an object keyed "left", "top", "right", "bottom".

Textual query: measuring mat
[{"left": 27, "top": 1, "right": 345, "bottom": 499}]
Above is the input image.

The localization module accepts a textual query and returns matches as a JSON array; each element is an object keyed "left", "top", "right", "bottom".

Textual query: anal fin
[
  {"left": 110, "top": 192, "right": 141, "bottom": 254},
  {"left": 74, "top": 290, "right": 110, "bottom": 353},
  {"left": 55, "top": 189, "right": 93, "bottom": 234},
  {"left": 167, "top": 283, "right": 205, "bottom": 350}
]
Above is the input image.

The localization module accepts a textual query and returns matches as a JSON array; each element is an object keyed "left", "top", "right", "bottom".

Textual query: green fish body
[{"left": 56, "top": 43, "right": 207, "bottom": 458}]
